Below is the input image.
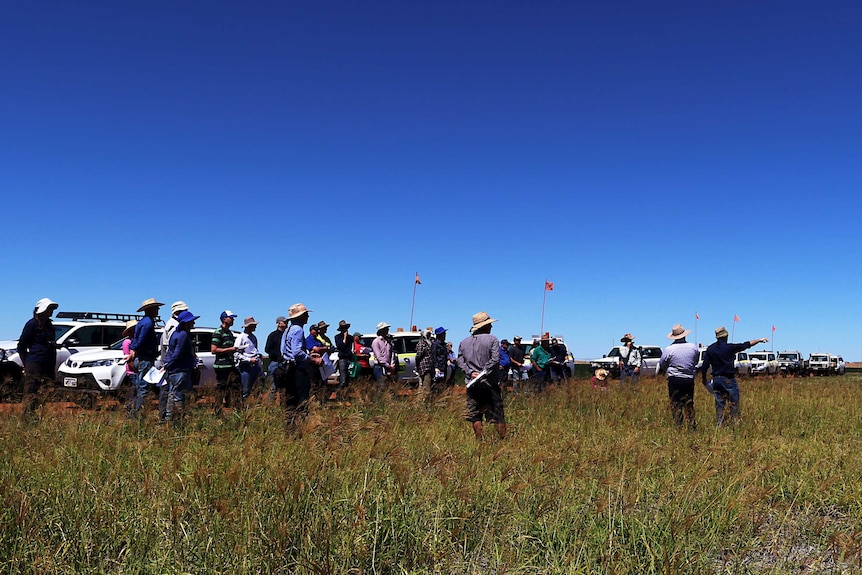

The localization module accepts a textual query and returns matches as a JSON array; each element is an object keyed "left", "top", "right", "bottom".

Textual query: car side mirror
[{"left": 60, "top": 338, "right": 79, "bottom": 348}]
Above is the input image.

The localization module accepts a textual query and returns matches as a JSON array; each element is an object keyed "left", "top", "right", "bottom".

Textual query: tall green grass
[{"left": 3, "top": 376, "right": 862, "bottom": 574}]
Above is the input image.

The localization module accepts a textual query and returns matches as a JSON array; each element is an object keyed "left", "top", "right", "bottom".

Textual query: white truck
[{"left": 807, "top": 353, "right": 833, "bottom": 376}]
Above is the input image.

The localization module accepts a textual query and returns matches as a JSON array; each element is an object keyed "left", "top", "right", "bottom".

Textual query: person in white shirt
[{"left": 235, "top": 316, "right": 263, "bottom": 402}]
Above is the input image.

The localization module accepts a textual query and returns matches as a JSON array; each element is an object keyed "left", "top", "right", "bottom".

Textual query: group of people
[{"left": 14, "top": 296, "right": 770, "bottom": 435}]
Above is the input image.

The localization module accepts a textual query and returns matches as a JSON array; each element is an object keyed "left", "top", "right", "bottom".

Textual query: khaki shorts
[{"left": 464, "top": 384, "right": 505, "bottom": 424}]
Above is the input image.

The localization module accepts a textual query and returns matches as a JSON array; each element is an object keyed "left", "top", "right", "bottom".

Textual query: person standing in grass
[
  {"left": 235, "top": 316, "right": 263, "bottom": 403},
  {"left": 700, "top": 326, "right": 769, "bottom": 426},
  {"left": 128, "top": 298, "right": 164, "bottom": 418},
  {"left": 211, "top": 310, "right": 239, "bottom": 415},
  {"left": 265, "top": 316, "right": 288, "bottom": 396},
  {"left": 659, "top": 324, "right": 700, "bottom": 430},
  {"left": 17, "top": 297, "right": 59, "bottom": 417},
  {"left": 529, "top": 334, "right": 553, "bottom": 392},
  {"left": 333, "top": 320, "right": 354, "bottom": 401},
  {"left": 156, "top": 301, "right": 189, "bottom": 421},
  {"left": 372, "top": 322, "right": 395, "bottom": 388},
  {"left": 164, "top": 310, "right": 199, "bottom": 422},
  {"left": 457, "top": 312, "right": 506, "bottom": 440},
  {"left": 414, "top": 328, "right": 436, "bottom": 403},
  {"left": 280, "top": 303, "right": 322, "bottom": 430},
  {"left": 619, "top": 334, "right": 641, "bottom": 388},
  {"left": 507, "top": 335, "right": 527, "bottom": 392}
]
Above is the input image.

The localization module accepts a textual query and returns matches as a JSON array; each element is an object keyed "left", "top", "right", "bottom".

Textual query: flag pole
[
  {"left": 731, "top": 315, "right": 737, "bottom": 340},
  {"left": 695, "top": 311, "right": 698, "bottom": 348},
  {"left": 409, "top": 272, "right": 419, "bottom": 330},
  {"left": 541, "top": 279, "right": 547, "bottom": 335}
]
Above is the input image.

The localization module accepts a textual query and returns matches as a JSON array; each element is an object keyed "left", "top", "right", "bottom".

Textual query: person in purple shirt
[{"left": 700, "top": 326, "right": 769, "bottom": 426}]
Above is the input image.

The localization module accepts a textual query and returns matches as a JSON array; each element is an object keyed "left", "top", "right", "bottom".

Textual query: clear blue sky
[{"left": 2, "top": 1, "right": 860, "bottom": 359}]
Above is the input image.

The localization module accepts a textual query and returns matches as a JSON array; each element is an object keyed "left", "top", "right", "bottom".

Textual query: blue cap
[
  {"left": 177, "top": 310, "right": 200, "bottom": 324},
  {"left": 435, "top": 327, "right": 447, "bottom": 335},
  {"left": 220, "top": 310, "right": 237, "bottom": 321}
]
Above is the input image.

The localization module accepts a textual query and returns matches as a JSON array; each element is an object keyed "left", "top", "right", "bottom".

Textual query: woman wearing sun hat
[{"left": 17, "top": 297, "right": 59, "bottom": 416}]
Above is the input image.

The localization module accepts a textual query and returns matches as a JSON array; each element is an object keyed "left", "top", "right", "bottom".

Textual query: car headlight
[{"left": 81, "top": 359, "right": 117, "bottom": 368}]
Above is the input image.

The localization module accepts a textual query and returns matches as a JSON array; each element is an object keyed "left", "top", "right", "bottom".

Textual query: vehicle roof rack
[{"left": 56, "top": 311, "right": 161, "bottom": 323}]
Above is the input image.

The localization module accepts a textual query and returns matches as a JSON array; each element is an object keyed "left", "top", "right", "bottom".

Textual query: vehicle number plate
[{"left": 64, "top": 377, "right": 78, "bottom": 388}]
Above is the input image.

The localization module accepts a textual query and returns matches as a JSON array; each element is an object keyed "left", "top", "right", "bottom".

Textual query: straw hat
[
  {"left": 715, "top": 326, "right": 729, "bottom": 339},
  {"left": 137, "top": 298, "right": 164, "bottom": 312},
  {"left": 288, "top": 303, "right": 312, "bottom": 319},
  {"left": 667, "top": 324, "right": 691, "bottom": 340},
  {"left": 376, "top": 321, "right": 391, "bottom": 334},
  {"left": 595, "top": 368, "right": 609, "bottom": 381},
  {"left": 469, "top": 311, "right": 497, "bottom": 333},
  {"left": 122, "top": 319, "right": 137, "bottom": 338},
  {"left": 243, "top": 316, "right": 259, "bottom": 328},
  {"left": 620, "top": 333, "right": 635, "bottom": 343}
]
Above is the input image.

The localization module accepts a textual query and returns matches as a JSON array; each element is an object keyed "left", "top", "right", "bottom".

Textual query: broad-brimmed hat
[
  {"left": 513, "top": 335, "right": 522, "bottom": 341},
  {"left": 595, "top": 368, "right": 609, "bottom": 381},
  {"left": 715, "top": 326, "right": 729, "bottom": 339},
  {"left": 177, "top": 310, "right": 200, "bottom": 325},
  {"left": 137, "top": 298, "right": 164, "bottom": 312},
  {"left": 667, "top": 324, "right": 691, "bottom": 340},
  {"left": 435, "top": 326, "right": 447, "bottom": 335},
  {"left": 469, "top": 312, "right": 497, "bottom": 333},
  {"left": 243, "top": 316, "right": 259, "bottom": 328},
  {"left": 220, "top": 310, "right": 237, "bottom": 321},
  {"left": 337, "top": 320, "right": 351, "bottom": 331},
  {"left": 171, "top": 301, "right": 189, "bottom": 314},
  {"left": 288, "top": 303, "right": 312, "bottom": 320},
  {"left": 376, "top": 321, "right": 391, "bottom": 333},
  {"left": 316, "top": 320, "right": 330, "bottom": 330},
  {"left": 122, "top": 319, "right": 137, "bottom": 338},
  {"left": 620, "top": 333, "right": 635, "bottom": 343},
  {"left": 34, "top": 297, "right": 59, "bottom": 315}
]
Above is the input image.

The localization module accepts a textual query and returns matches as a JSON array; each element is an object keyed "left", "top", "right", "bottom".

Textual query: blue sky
[{"left": 2, "top": 1, "right": 860, "bottom": 359}]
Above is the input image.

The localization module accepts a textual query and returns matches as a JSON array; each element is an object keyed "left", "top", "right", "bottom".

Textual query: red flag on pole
[
  {"left": 695, "top": 311, "right": 700, "bottom": 320},
  {"left": 415, "top": 273, "right": 421, "bottom": 285},
  {"left": 734, "top": 314, "right": 740, "bottom": 322},
  {"left": 545, "top": 281, "right": 554, "bottom": 291},
  {"left": 772, "top": 325, "right": 776, "bottom": 332}
]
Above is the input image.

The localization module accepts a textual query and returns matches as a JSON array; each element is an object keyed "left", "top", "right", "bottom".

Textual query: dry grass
[{"left": 2, "top": 375, "right": 862, "bottom": 574}]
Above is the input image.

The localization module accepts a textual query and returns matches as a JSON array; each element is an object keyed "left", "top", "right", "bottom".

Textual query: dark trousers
[
  {"left": 668, "top": 376, "right": 696, "bottom": 429},
  {"left": 284, "top": 361, "right": 311, "bottom": 427}
]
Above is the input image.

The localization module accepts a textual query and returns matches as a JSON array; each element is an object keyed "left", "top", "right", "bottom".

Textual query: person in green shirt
[{"left": 530, "top": 334, "right": 553, "bottom": 392}]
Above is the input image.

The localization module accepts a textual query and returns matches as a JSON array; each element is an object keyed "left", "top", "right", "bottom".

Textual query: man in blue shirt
[
  {"left": 128, "top": 298, "right": 163, "bottom": 418},
  {"left": 164, "top": 310, "right": 199, "bottom": 423},
  {"left": 700, "top": 326, "right": 769, "bottom": 426},
  {"left": 280, "top": 303, "right": 322, "bottom": 430}
]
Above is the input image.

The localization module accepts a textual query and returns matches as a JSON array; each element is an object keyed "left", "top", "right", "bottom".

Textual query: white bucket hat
[{"left": 35, "top": 298, "right": 59, "bottom": 315}]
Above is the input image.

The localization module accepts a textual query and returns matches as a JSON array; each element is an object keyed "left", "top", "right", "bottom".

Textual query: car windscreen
[
  {"left": 54, "top": 325, "right": 73, "bottom": 341},
  {"left": 778, "top": 354, "right": 797, "bottom": 360}
]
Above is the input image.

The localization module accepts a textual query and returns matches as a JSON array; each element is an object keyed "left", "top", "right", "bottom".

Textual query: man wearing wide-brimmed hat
[
  {"left": 17, "top": 297, "right": 60, "bottom": 416},
  {"left": 700, "top": 326, "right": 769, "bottom": 426},
  {"left": 618, "top": 333, "right": 642, "bottom": 388},
  {"left": 457, "top": 312, "right": 507, "bottom": 440},
  {"left": 659, "top": 324, "right": 699, "bottom": 429},
  {"left": 128, "top": 298, "right": 164, "bottom": 417},
  {"left": 371, "top": 322, "right": 395, "bottom": 388},
  {"left": 333, "top": 320, "right": 353, "bottom": 400},
  {"left": 235, "top": 316, "right": 263, "bottom": 402},
  {"left": 280, "top": 303, "right": 322, "bottom": 429}
]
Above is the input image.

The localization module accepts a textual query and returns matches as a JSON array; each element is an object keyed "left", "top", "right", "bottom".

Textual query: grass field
[{"left": 3, "top": 375, "right": 862, "bottom": 574}]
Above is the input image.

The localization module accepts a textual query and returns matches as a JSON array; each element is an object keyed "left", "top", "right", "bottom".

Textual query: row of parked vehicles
[
  {"left": 588, "top": 345, "right": 846, "bottom": 378},
  {"left": 0, "top": 311, "right": 577, "bottom": 403}
]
